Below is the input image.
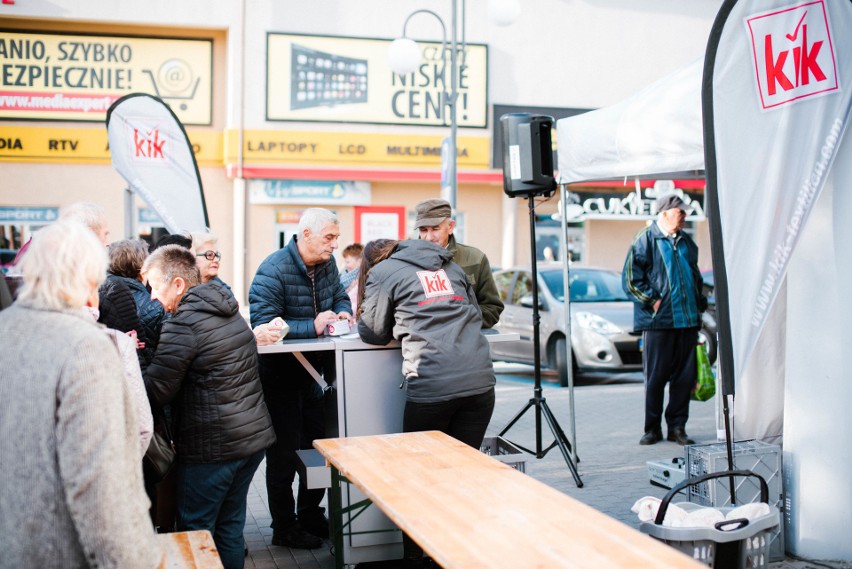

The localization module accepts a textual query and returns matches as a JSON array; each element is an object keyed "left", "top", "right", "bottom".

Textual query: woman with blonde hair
[
  {"left": 0, "top": 220, "right": 161, "bottom": 568},
  {"left": 190, "top": 230, "right": 230, "bottom": 290}
]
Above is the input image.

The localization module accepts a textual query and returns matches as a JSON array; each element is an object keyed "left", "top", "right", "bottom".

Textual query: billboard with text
[
  {"left": 267, "top": 33, "right": 487, "bottom": 127},
  {"left": 0, "top": 31, "right": 213, "bottom": 124}
]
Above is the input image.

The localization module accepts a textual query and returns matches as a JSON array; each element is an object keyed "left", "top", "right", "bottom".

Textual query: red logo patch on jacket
[{"left": 417, "top": 269, "right": 455, "bottom": 298}]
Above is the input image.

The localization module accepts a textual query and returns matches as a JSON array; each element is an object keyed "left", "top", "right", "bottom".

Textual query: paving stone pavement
[{"left": 241, "top": 367, "right": 851, "bottom": 569}]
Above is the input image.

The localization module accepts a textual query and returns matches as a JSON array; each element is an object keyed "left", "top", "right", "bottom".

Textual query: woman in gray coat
[{"left": 0, "top": 220, "right": 162, "bottom": 569}]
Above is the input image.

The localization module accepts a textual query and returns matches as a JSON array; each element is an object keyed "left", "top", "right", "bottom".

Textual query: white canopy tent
[
  {"left": 555, "top": 58, "right": 704, "bottom": 185},
  {"left": 554, "top": 53, "right": 782, "bottom": 444}
]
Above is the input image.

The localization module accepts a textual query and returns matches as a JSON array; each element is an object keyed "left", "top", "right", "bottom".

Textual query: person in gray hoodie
[{"left": 357, "top": 238, "right": 496, "bottom": 567}]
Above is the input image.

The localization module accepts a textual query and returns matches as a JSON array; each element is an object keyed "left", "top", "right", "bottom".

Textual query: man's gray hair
[
  {"left": 143, "top": 244, "right": 201, "bottom": 289},
  {"left": 298, "top": 208, "right": 339, "bottom": 235},
  {"left": 17, "top": 220, "right": 107, "bottom": 311},
  {"left": 59, "top": 201, "right": 108, "bottom": 235}
]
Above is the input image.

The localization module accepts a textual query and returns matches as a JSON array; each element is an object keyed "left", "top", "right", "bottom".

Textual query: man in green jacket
[{"left": 414, "top": 198, "right": 504, "bottom": 328}]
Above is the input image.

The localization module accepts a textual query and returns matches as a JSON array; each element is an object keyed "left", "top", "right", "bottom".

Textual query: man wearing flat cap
[
  {"left": 622, "top": 193, "right": 706, "bottom": 447},
  {"left": 414, "top": 198, "right": 503, "bottom": 328}
]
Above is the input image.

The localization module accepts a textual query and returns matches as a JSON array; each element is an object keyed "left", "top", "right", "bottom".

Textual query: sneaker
[
  {"left": 271, "top": 527, "right": 323, "bottom": 549},
  {"left": 300, "top": 514, "right": 330, "bottom": 539},
  {"left": 639, "top": 430, "right": 662, "bottom": 445}
]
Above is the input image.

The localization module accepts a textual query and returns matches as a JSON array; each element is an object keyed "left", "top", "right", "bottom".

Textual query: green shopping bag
[{"left": 691, "top": 343, "right": 716, "bottom": 401}]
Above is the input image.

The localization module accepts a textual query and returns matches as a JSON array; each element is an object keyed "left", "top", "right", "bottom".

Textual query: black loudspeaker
[{"left": 500, "top": 113, "right": 557, "bottom": 198}]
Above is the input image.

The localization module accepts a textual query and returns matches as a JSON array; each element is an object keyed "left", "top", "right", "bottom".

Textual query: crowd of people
[
  {"left": 0, "top": 202, "right": 270, "bottom": 569},
  {"left": 0, "top": 198, "right": 506, "bottom": 569},
  {"left": 0, "top": 192, "right": 705, "bottom": 568}
]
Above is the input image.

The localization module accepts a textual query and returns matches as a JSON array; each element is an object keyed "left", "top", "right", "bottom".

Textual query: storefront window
[{"left": 534, "top": 217, "right": 584, "bottom": 263}]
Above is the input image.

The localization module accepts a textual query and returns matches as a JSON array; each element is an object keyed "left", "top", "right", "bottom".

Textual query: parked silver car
[{"left": 490, "top": 265, "right": 642, "bottom": 386}]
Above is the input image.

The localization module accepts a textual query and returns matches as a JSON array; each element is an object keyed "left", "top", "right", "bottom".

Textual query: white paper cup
[{"left": 326, "top": 320, "right": 351, "bottom": 336}]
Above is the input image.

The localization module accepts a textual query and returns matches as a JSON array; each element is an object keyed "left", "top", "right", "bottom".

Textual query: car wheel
[
  {"left": 554, "top": 336, "right": 577, "bottom": 387},
  {"left": 699, "top": 326, "right": 717, "bottom": 365}
]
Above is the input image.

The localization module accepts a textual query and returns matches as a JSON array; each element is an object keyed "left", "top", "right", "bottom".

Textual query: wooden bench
[
  {"left": 315, "top": 431, "right": 705, "bottom": 569},
  {"left": 158, "top": 530, "right": 223, "bottom": 568}
]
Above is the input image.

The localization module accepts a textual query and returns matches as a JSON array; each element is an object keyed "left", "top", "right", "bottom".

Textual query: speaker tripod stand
[{"left": 498, "top": 195, "right": 583, "bottom": 488}]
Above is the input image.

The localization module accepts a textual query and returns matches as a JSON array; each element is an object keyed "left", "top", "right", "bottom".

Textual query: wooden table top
[
  {"left": 314, "top": 431, "right": 705, "bottom": 569},
  {"left": 158, "top": 530, "right": 223, "bottom": 569}
]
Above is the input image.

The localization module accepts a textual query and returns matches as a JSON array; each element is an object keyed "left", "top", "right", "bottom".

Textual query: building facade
[{"left": 0, "top": 0, "right": 721, "bottom": 302}]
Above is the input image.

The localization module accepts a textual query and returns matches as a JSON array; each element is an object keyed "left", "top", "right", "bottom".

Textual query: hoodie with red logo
[{"left": 358, "top": 239, "right": 496, "bottom": 403}]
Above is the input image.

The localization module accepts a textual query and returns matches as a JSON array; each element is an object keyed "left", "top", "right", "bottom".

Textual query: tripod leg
[
  {"left": 539, "top": 400, "right": 576, "bottom": 457},
  {"left": 497, "top": 398, "right": 535, "bottom": 438},
  {"left": 540, "top": 399, "right": 584, "bottom": 488}
]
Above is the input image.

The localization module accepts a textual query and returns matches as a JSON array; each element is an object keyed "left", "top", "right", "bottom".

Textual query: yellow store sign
[
  {"left": 225, "top": 130, "right": 490, "bottom": 169},
  {"left": 0, "top": 31, "right": 213, "bottom": 124},
  {"left": 0, "top": 126, "right": 222, "bottom": 165},
  {"left": 0, "top": 126, "right": 490, "bottom": 170}
]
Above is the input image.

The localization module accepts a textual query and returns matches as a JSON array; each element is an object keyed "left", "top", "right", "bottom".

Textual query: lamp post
[{"left": 389, "top": 0, "right": 519, "bottom": 211}]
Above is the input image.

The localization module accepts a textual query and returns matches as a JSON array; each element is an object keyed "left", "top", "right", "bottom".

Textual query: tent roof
[{"left": 556, "top": 59, "right": 705, "bottom": 184}]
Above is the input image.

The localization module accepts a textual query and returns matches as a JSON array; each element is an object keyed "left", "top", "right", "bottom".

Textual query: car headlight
[{"left": 575, "top": 311, "right": 623, "bottom": 336}]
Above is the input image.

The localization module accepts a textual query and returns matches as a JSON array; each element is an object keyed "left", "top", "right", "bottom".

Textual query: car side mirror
[{"left": 519, "top": 294, "right": 544, "bottom": 310}]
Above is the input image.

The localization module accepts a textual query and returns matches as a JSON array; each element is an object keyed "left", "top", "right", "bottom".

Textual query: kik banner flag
[
  {"left": 106, "top": 93, "right": 208, "bottom": 234},
  {"left": 704, "top": 0, "right": 851, "bottom": 396}
]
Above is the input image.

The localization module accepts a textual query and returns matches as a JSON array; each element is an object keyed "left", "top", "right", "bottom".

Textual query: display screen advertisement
[
  {"left": 267, "top": 33, "right": 488, "bottom": 127},
  {"left": 0, "top": 31, "right": 213, "bottom": 124}
]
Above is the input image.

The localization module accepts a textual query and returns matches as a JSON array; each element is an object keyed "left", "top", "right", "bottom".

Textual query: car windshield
[{"left": 542, "top": 268, "right": 630, "bottom": 303}]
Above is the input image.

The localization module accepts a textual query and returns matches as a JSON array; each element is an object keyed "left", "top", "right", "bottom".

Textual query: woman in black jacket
[
  {"left": 144, "top": 245, "right": 275, "bottom": 569},
  {"left": 105, "top": 239, "right": 165, "bottom": 372}
]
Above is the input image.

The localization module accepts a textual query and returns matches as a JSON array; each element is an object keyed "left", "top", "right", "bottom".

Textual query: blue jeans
[{"left": 175, "top": 450, "right": 264, "bottom": 569}]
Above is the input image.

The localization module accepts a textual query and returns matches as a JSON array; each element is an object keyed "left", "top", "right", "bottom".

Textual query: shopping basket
[{"left": 639, "top": 470, "right": 780, "bottom": 568}]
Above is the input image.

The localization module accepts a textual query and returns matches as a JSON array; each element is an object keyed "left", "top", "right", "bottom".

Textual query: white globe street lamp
[
  {"left": 388, "top": 0, "right": 519, "bottom": 211},
  {"left": 388, "top": 37, "right": 422, "bottom": 76},
  {"left": 488, "top": 0, "right": 522, "bottom": 26}
]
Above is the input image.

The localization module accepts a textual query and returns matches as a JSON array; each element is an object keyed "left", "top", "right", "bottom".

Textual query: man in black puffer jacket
[
  {"left": 249, "top": 208, "right": 352, "bottom": 549},
  {"left": 145, "top": 245, "right": 275, "bottom": 569}
]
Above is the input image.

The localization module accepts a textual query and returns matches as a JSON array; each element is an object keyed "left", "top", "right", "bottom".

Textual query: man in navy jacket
[
  {"left": 249, "top": 208, "right": 352, "bottom": 549},
  {"left": 623, "top": 193, "right": 706, "bottom": 447}
]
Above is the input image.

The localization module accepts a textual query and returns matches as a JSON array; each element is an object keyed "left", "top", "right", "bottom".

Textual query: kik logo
[
  {"left": 131, "top": 127, "right": 167, "bottom": 160},
  {"left": 417, "top": 269, "right": 455, "bottom": 299},
  {"left": 746, "top": 1, "right": 838, "bottom": 110}
]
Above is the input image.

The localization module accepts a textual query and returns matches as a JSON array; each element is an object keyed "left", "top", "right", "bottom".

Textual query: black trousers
[
  {"left": 402, "top": 389, "right": 496, "bottom": 449},
  {"left": 401, "top": 388, "right": 495, "bottom": 560},
  {"left": 642, "top": 328, "right": 698, "bottom": 434},
  {"left": 260, "top": 355, "right": 328, "bottom": 533}
]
